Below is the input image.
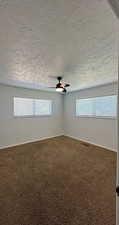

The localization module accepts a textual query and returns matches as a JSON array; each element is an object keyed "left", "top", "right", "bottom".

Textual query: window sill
[
  {"left": 13, "top": 115, "right": 52, "bottom": 118},
  {"left": 76, "top": 115, "right": 117, "bottom": 120}
]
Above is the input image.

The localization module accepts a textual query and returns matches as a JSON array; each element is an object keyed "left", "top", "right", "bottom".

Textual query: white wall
[
  {"left": 0, "top": 84, "right": 64, "bottom": 148},
  {"left": 64, "top": 82, "right": 118, "bottom": 151},
  {"left": 0, "top": 82, "right": 118, "bottom": 151}
]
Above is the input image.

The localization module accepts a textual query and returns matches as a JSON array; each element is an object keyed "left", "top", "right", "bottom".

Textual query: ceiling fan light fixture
[{"left": 56, "top": 87, "right": 64, "bottom": 92}]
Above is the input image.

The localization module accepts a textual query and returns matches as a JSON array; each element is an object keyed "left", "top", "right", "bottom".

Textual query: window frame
[
  {"left": 76, "top": 95, "right": 117, "bottom": 119},
  {"left": 13, "top": 97, "right": 53, "bottom": 118}
]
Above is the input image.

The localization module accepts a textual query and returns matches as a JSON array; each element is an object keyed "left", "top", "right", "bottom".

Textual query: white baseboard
[
  {"left": 0, "top": 134, "right": 64, "bottom": 150},
  {"left": 65, "top": 135, "right": 117, "bottom": 152},
  {"left": 0, "top": 134, "right": 117, "bottom": 153}
]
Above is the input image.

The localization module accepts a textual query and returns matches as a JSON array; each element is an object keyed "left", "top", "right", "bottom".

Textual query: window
[
  {"left": 76, "top": 95, "right": 117, "bottom": 118},
  {"left": 95, "top": 96, "right": 117, "bottom": 117},
  {"left": 14, "top": 98, "right": 33, "bottom": 116},
  {"left": 76, "top": 98, "right": 95, "bottom": 116},
  {"left": 34, "top": 99, "right": 52, "bottom": 116},
  {"left": 14, "top": 97, "right": 52, "bottom": 117}
]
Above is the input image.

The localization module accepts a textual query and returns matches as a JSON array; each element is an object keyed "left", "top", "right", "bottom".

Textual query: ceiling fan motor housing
[{"left": 56, "top": 83, "right": 63, "bottom": 88}]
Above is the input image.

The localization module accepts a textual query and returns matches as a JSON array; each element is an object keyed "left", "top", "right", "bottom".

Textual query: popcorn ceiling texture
[{"left": 0, "top": 0, "right": 118, "bottom": 91}]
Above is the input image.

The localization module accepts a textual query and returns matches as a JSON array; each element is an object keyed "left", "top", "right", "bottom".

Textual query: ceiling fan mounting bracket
[{"left": 57, "top": 76, "right": 62, "bottom": 82}]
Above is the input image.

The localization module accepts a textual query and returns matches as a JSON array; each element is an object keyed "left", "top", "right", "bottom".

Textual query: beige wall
[
  {"left": 0, "top": 84, "right": 64, "bottom": 148},
  {"left": 64, "top": 82, "right": 118, "bottom": 151}
]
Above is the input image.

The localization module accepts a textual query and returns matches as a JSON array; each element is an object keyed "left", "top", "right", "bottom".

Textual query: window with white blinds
[
  {"left": 76, "top": 95, "right": 117, "bottom": 118},
  {"left": 14, "top": 97, "right": 52, "bottom": 117}
]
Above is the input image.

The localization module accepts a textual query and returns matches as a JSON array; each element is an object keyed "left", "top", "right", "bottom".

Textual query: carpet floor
[{"left": 0, "top": 136, "right": 116, "bottom": 225}]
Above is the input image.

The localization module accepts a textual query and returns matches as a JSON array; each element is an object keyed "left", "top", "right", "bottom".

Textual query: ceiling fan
[{"left": 49, "top": 76, "right": 70, "bottom": 93}]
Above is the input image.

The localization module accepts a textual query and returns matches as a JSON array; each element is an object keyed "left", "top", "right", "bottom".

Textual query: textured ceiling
[{"left": 0, "top": 0, "right": 118, "bottom": 92}]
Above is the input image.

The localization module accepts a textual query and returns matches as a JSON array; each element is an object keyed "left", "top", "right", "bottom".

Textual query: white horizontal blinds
[
  {"left": 76, "top": 98, "right": 95, "bottom": 116},
  {"left": 76, "top": 95, "right": 117, "bottom": 117},
  {"left": 95, "top": 96, "right": 117, "bottom": 117},
  {"left": 14, "top": 97, "right": 52, "bottom": 116},
  {"left": 34, "top": 99, "right": 52, "bottom": 116},
  {"left": 14, "top": 97, "right": 33, "bottom": 116}
]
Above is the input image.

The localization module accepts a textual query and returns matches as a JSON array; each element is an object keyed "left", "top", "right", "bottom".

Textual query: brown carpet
[{"left": 0, "top": 136, "right": 116, "bottom": 225}]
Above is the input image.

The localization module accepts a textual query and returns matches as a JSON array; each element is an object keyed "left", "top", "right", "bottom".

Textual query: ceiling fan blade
[
  {"left": 63, "top": 88, "right": 67, "bottom": 93},
  {"left": 64, "top": 84, "right": 70, "bottom": 87}
]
